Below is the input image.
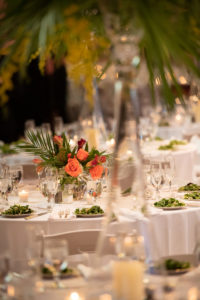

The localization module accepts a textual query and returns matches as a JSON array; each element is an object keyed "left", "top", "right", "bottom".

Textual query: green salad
[
  {"left": 178, "top": 182, "right": 200, "bottom": 192},
  {"left": 165, "top": 259, "right": 190, "bottom": 270},
  {"left": 75, "top": 205, "right": 104, "bottom": 215},
  {"left": 159, "top": 121, "right": 170, "bottom": 127},
  {"left": 2, "top": 205, "right": 34, "bottom": 215},
  {"left": 154, "top": 198, "right": 185, "bottom": 207},
  {"left": 158, "top": 139, "right": 187, "bottom": 151},
  {"left": 42, "top": 266, "right": 73, "bottom": 276},
  {"left": 0, "top": 139, "right": 24, "bottom": 154},
  {"left": 184, "top": 192, "right": 200, "bottom": 200}
]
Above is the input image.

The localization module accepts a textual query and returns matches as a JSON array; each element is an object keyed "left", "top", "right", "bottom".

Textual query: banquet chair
[{"left": 41, "top": 229, "right": 116, "bottom": 256}]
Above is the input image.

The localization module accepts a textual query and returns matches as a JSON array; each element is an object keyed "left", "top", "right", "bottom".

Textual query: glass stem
[
  {"left": 169, "top": 181, "right": 172, "bottom": 197},
  {"left": 156, "top": 186, "right": 160, "bottom": 202}
]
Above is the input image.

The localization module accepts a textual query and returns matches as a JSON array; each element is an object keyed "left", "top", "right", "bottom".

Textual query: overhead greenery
[{"left": 0, "top": 0, "right": 200, "bottom": 108}]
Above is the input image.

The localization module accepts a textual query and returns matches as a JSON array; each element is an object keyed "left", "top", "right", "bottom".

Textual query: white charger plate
[
  {"left": 1, "top": 213, "right": 33, "bottom": 218},
  {"left": 76, "top": 213, "right": 104, "bottom": 218}
]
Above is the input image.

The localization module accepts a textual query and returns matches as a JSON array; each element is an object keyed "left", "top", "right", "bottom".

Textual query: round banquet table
[
  {"left": 142, "top": 142, "right": 197, "bottom": 185},
  {"left": 1, "top": 193, "right": 200, "bottom": 262}
]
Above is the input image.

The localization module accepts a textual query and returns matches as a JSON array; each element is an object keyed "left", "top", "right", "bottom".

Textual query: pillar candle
[{"left": 112, "top": 260, "right": 144, "bottom": 300}]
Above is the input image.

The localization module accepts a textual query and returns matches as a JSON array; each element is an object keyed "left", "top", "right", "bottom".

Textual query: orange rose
[
  {"left": 65, "top": 158, "right": 82, "bottom": 177},
  {"left": 89, "top": 165, "right": 104, "bottom": 180},
  {"left": 77, "top": 149, "right": 89, "bottom": 161},
  {"left": 53, "top": 135, "right": 63, "bottom": 147},
  {"left": 33, "top": 158, "right": 43, "bottom": 164}
]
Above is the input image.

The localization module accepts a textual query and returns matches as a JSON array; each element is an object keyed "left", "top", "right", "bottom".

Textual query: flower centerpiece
[{"left": 19, "top": 131, "right": 109, "bottom": 199}]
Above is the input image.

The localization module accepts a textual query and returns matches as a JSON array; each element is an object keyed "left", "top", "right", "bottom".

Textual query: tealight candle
[
  {"left": 66, "top": 292, "right": 85, "bottom": 300},
  {"left": 18, "top": 190, "right": 29, "bottom": 202}
]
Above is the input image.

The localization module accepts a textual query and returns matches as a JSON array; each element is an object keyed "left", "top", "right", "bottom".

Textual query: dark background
[{"left": 0, "top": 59, "right": 67, "bottom": 143}]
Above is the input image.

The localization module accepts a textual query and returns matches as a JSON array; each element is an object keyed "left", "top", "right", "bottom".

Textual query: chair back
[{"left": 42, "top": 229, "right": 115, "bottom": 255}]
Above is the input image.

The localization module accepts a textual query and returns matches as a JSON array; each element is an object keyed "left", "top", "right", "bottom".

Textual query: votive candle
[{"left": 18, "top": 190, "right": 29, "bottom": 202}]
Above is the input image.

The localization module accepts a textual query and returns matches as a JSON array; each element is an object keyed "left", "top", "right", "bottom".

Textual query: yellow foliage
[{"left": 0, "top": 8, "right": 109, "bottom": 106}]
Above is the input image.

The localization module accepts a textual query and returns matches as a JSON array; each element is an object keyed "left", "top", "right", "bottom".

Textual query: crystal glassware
[
  {"left": 41, "top": 123, "right": 51, "bottom": 135},
  {"left": 9, "top": 165, "right": 23, "bottom": 194},
  {"left": 163, "top": 155, "right": 175, "bottom": 196},
  {"left": 43, "top": 239, "right": 69, "bottom": 288},
  {"left": 54, "top": 116, "right": 64, "bottom": 135},
  {"left": 44, "top": 168, "right": 59, "bottom": 209},
  {"left": 38, "top": 178, "right": 52, "bottom": 211},
  {"left": 0, "top": 177, "right": 13, "bottom": 204},
  {"left": 150, "top": 160, "right": 163, "bottom": 201}
]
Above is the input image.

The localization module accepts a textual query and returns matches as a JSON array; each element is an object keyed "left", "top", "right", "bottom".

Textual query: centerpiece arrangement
[{"left": 18, "top": 130, "right": 109, "bottom": 200}]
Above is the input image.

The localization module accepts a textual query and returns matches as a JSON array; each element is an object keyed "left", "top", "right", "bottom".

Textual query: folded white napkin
[{"left": 77, "top": 261, "right": 113, "bottom": 280}]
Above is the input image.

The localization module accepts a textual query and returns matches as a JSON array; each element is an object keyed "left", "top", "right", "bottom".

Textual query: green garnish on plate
[
  {"left": 42, "top": 266, "right": 74, "bottom": 275},
  {"left": 178, "top": 182, "right": 200, "bottom": 192},
  {"left": 154, "top": 198, "right": 185, "bottom": 207},
  {"left": 0, "top": 139, "right": 24, "bottom": 155},
  {"left": 184, "top": 192, "right": 200, "bottom": 200},
  {"left": 2, "top": 204, "right": 34, "bottom": 215},
  {"left": 158, "top": 140, "right": 187, "bottom": 151},
  {"left": 165, "top": 259, "right": 190, "bottom": 270},
  {"left": 75, "top": 205, "right": 104, "bottom": 215}
]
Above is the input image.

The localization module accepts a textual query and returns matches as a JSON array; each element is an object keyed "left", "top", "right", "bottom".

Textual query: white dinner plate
[
  {"left": 151, "top": 266, "right": 192, "bottom": 276},
  {"left": 76, "top": 213, "right": 104, "bottom": 218},
  {"left": 1, "top": 213, "right": 33, "bottom": 218},
  {"left": 155, "top": 206, "right": 186, "bottom": 211},
  {"left": 42, "top": 270, "right": 79, "bottom": 280},
  {"left": 184, "top": 197, "right": 200, "bottom": 201}
]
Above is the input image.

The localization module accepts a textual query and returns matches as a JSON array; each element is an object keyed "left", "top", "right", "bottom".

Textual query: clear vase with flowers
[{"left": 19, "top": 131, "right": 109, "bottom": 202}]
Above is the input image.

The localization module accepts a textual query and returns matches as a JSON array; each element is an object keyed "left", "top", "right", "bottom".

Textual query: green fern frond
[{"left": 18, "top": 130, "right": 56, "bottom": 159}]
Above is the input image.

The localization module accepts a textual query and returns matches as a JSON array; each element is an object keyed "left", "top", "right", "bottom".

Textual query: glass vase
[{"left": 95, "top": 14, "right": 148, "bottom": 262}]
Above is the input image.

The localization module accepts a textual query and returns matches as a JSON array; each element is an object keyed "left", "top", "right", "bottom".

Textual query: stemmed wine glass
[
  {"left": 39, "top": 168, "right": 59, "bottom": 210},
  {"left": 163, "top": 155, "right": 175, "bottom": 196},
  {"left": 43, "top": 239, "right": 69, "bottom": 288},
  {"left": 150, "top": 160, "right": 163, "bottom": 201},
  {"left": 9, "top": 165, "right": 23, "bottom": 195},
  {"left": 0, "top": 177, "right": 13, "bottom": 204},
  {"left": 39, "top": 178, "right": 52, "bottom": 211}
]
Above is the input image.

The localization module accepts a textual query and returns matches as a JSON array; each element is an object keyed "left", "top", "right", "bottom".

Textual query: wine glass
[
  {"left": 9, "top": 165, "right": 23, "bottom": 194},
  {"left": 43, "top": 239, "right": 69, "bottom": 288},
  {"left": 38, "top": 179, "right": 52, "bottom": 211},
  {"left": 25, "top": 119, "right": 35, "bottom": 132},
  {"left": 44, "top": 168, "right": 59, "bottom": 209},
  {"left": 54, "top": 116, "right": 64, "bottom": 135},
  {"left": 41, "top": 123, "right": 51, "bottom": 135},
  {"left": 0, "top": 177, "right": 13, "bottom": 204},
  {"left": 163, "top": 155, "right": 175, "bottom": 196},
  {"left": 150, "top": 160, "right": 163, "bottom": 201}
]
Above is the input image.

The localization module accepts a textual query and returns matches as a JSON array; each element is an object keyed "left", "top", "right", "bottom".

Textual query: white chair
[{"left": 42, "top": 229, "right": 115, "bottom": 256}]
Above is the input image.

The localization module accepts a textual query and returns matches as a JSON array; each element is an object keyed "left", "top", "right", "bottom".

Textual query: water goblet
[
  {"left": 43, "top": 239, "right": 69, "bottom": 288},
  {"left": 44, "top": 169, "right": 59, "bottom": 209},
  {"left": 9, "top": 165, "right": 23, "bottom": 194},
  {"left": 0, "top": 177, "right": 13, "bottom": 204},
  {"left": 38, "top": 179, "right": 52, "bottom": 211},
  {"left": 54, "top": 116, "right": 64, "bottom": 135},
  {"left": 150, "top": 160, "right": 163, "bottom": 201},
  {"left": 163, "top": 155, "right": 175, "bottom": 196}
]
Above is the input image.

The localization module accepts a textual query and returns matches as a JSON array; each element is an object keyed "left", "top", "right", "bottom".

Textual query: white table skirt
[{"left": 1, "top": 201, "right": 200, "bottom": 262}]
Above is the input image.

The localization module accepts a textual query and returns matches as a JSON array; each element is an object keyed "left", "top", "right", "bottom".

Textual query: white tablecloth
[
  {"left": 157, "top": 123, "right": 200, "bottom": 140},
  {"left": 121, "top": 205, "right": 200, "bottom": 260},
  {"left": 142, "top": 143, "right": 197, "bottom": 184},
  {"left": 1, "top": 193, "right": 200, "bottom": 262}
]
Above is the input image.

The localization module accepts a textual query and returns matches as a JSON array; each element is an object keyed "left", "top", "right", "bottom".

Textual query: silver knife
[{"left": 25, "top": 212, "right": 47, "bottom": 220}]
